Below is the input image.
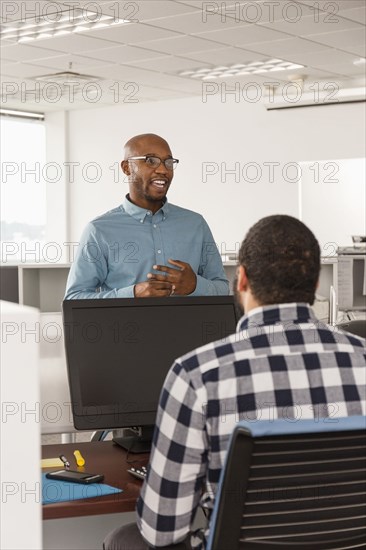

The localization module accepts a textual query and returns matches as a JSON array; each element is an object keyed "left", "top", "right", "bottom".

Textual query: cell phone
[{"left": 45, "top": 469, "right": 104, "bottom": 484}]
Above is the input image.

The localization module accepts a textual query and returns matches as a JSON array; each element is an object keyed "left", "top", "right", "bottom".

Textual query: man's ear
[
  {"left": 121, "top": 160, "right": 130, "bottom": 176},
  {"left": 237, "top": 265, "right": 250, "bottom": 292}
]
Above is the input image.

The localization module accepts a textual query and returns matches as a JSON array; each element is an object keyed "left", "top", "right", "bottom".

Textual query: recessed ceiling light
[
  {"left": 179, "top": 59, "right": 305, "bottom": 80},
  {"left": 18, "top": 36, "right": 35, "bottom": 43},
  {"left": 353, "top": 58, "right": 366, "bottom": 66},
  {"left": 0, "top": 7, "right": 130, "bottom": 42}
]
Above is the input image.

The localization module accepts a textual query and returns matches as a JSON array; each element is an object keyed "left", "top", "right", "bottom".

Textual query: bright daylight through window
[{"left": 1, "top": 116, "right": 46, "bottom": 262}]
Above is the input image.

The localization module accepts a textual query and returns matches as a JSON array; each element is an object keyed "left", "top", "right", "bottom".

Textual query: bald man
[{"left": 65, "top": 134, "right": 229, "bottom": 299}]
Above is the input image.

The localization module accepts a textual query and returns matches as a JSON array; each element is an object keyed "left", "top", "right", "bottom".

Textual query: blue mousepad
[{"left": 42, "top": 473, "right": 123, "bottom": 504}]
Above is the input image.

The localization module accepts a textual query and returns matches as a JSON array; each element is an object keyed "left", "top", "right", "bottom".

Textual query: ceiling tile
[
  {"left": 143, "top": 10, "right": 237, "bottom": 33},
  {"left": 90, "top": 63, "right": 203, "bottom": 91},
  {"left": 0, "top": 43, "right": 65, "bottom": 62},
  {"left": 81, "top": 44, "right": 168, "bottom": 63},
  {"left": 297, "top": 1, "right": 366, "bottom": 11},
  {"left": 2, "top": 62, "right": 65, "bottom": 78},
  {"left": 311, "top": 63, "right": 366, "bottom": 77},
  {"left": 178, "top": 1, "right": 322, "bottom": 25},
  {"left": 344, "top": 43, "right": 366, "bottom": 56},
  {"left": 177, "top": 0, "right": 216, "bottom": 8},
  {"left": 337, "top": 6, "right": 366, "bottom": 24},
  {"left": 76, "top": 64, "right": 156, "bottom": 81},
  {"left": 17, "top": 34, "right": 123, "bottom": 54},
  {"left": 58, "top": 0, "right": 115, "bottom": 6},
  {"left": 306, "top": 27, "right": 366, "bottom": 50},
  {"left": 26, "top": 54, "right": 110, "bottom": 72},
  {"left": 1, "top": 58, "right": 17, "bottom": 65},
  {"left": 280, "top": 48, "right": 362, "bottom": 67},
  {"left": 139, "top": 35, "right": 225, "bottom": 55},
  {"left": 300, "top": 66, "right": 349, "bottom": 79},
  {"left": 254, "top": 1, "right": 325, "bottom": 22},
  {"left": 244, "top": 37, "right": 333, "bottom": 57},
  {"left": 196, "top": 24, "right": 291, "bottom": 46},
  {"left": 181, "top": 46, "right": 269, "bottom": 65},
  {"left": 258, "top": 13, "right": 364, "bottom": 37},
  {"left": 151, "top": 1, "right": 322, "bottom": 33},
  {"left": 127, "top": 1, "right": 200, "bottom": 21},
  {"left": 42, "top": 53, "right": 113, "bottom": 67},
  {"left": 131, "top": 55, "right": 211, "bottom": 73},
  {"left": 82, "top": 22, "right": 182, "bottom": 45},
  {"left": 1, "top": 61, "right": 18, "bottom": 76}
]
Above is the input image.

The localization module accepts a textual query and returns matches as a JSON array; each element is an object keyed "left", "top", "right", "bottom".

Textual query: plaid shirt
[{"left": 137, "top": 303, "right": 366, "bottom": 548}]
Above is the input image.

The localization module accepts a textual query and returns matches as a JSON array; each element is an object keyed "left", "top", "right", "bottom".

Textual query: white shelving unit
[
  {"left": 18, "top": 263, "right": 70, "bottom": 313},
  {"left": 0, "top": 264, "right": 74, "bottom": 437},
  {"left": 1, "top": 258, "right": 339, "bottom": 314},
  {"left": 0, "top": 257, "right": 342, "bottom": 440}
]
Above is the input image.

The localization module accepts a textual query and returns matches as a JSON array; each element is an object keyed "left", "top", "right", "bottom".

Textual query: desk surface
[{"left": 42, "top": 441, "right": 148, "bottom": 520}]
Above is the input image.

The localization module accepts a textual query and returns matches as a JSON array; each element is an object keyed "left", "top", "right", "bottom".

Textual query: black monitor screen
[{"left": 63, "top": 296, "right": 238, "bottom": 431}]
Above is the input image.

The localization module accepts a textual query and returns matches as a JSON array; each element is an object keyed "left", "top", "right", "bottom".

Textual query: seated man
[
  {"left": 104, "top": 215, "right": 366, "bottom": 549},
  {"left": 65, "top": 133, "right": 229, "bottom": 299}
]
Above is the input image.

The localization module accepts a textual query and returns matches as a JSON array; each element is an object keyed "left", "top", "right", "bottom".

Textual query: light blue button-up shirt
[{"left": 65, "top": 197, "right": 229, "bottom": 299}]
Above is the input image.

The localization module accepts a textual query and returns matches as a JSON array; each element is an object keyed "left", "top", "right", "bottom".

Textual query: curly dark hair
[{"left": 239, "top": 215, "right": 320, "bottom": 305}]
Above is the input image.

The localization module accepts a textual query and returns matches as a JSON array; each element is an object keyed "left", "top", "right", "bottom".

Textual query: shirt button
[
  {"left": 147, "top": 211, "right": 151, "bottom": 216},
  {"left": 140, "top": 219, "right": 143, "bottom": 223},
  {"left": 157, "top": 250, "right": 161, "bottom": 254},
  {"left": 153, "top": 224, "right": 157, "bottom": 228}
]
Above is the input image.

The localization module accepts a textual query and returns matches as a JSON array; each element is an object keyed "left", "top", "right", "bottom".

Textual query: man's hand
[
  {"left": 134, "top": 280, "right": 175, "bottom": 298},
  {"left": 147, "top": 259, "right": 197, "bottom": 295}
]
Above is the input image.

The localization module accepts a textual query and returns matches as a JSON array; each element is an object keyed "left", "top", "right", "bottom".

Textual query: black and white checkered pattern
[{"left": 137, "top": 303, "right": 366, "bottom": 549}]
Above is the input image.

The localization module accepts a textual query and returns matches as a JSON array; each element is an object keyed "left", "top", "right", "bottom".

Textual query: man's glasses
[{"left": 127, "top": 155, "right": 179, "bottom": 171}]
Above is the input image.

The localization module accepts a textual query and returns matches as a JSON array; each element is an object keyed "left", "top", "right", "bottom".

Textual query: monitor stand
[{"left": 112, "top": 426, "right": 154, "bottom": 454}]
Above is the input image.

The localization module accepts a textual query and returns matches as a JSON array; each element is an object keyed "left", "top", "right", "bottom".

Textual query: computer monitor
[{"left": 62, "top": 296, "right": 239, "bottom": 452}]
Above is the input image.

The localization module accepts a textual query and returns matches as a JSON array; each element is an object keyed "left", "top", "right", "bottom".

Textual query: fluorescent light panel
[
  {"left": 180, "top": 59, "right": 304, "bottom": 80},
  {"left": 0, "top": 9, "right": 130, "bottom": 42},
  {"left": 0, "top": 108, "right": 44, "bottom": 120}
]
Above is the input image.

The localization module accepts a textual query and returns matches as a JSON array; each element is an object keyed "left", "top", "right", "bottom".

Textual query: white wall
[
  {"left": 61, "top": 96, "right": 365, "bottom": 253},
  {"left": 300, "top": 158, "right": 366, "bottom": 251},
  {"left": 45, "top": 111, "right": 69, "bottom": 262}
]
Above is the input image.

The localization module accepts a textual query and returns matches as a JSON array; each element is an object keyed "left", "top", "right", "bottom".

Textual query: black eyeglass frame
[{"left": 127, "top": 155, "right": 180, "bottom": 170}]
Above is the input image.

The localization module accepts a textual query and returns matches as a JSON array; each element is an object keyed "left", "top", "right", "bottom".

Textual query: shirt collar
[
  {"left": 236, "top": 303, "right": 318, "bottom": 332},
  {"left": 121, "top": 195, "right": 169, "bottom": 222}
]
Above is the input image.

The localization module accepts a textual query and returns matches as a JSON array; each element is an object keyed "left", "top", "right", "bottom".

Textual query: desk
[{"left": 42, "top": 441, "right": 148, "bottom": 520}]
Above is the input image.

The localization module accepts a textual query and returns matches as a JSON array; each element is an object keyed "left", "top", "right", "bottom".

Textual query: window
[{"left": 1, "top": 116, "right": 46, "bottom": 262}]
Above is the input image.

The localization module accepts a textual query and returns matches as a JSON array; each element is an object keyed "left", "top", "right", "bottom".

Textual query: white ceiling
[{"left": 1, "top": 0, "right": 365, "bottom": 112}]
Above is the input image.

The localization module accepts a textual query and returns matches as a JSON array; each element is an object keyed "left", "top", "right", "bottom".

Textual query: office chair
[
  {"left": 206, "top": 416, "right": 366, "bottom": 550},
  {"left": 337, "top": 319, "right": 366, "bottom": 339}
]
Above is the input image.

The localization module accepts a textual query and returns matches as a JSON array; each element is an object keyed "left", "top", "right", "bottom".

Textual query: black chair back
[{"left": 207, "top": 417, "right": 366, "bottom": 550}]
